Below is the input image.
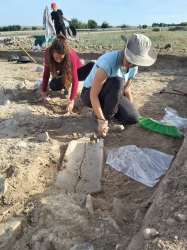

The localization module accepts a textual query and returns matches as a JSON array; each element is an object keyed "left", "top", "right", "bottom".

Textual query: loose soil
[{"left": 0, "top": 48, "right": 187, "bottom": 250}]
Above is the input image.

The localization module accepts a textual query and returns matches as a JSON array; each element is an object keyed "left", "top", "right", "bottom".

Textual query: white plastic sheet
[
  {"left": 164, "top": 106, "right": 187, "bottom": 136},
  {"left": 33, "top": 78, "right": 43, "bottom": 90},
  {"left": 71, "top": 243, "right": 94, "bottom": 250},
  {"left": 106, "top": 145, "right": 174, "bottom": 187},
  {"left": 33, "top": 78, "right": 50, "bottom": 90},
  {"left": 32, "top": 44, "right": 41, "bottom": 51}
]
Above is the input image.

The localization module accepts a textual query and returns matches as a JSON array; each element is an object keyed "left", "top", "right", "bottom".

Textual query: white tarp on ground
[{"left": 106, "top": 145, "right": 174, "bottom": 187}]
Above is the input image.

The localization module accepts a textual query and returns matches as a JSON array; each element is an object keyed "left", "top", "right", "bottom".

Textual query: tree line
[
  {"left": 71, "top": 19, "right": 127, "bottom": 29},
  {"left": 0, "top": 20, "right": 186, "bottom": 32},
  {"left": 0, "top": 20, "right": 132, "bottom": 32},
  {"left": 0, "top": 25, "right": 42, "bottom": 31},
  {"left": 0, "top": 25, "right": 21, "bottom": 31},
  {"left": 152, "top": 22, "right": 187, "bottom": 27},
  {"left": 68, "top": 19, "right": 187, "bottom": 29}
]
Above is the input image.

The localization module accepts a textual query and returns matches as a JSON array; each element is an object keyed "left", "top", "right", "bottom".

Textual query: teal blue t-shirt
[{"left": 83, "top": 50, "right": 138, "bottom": 88}]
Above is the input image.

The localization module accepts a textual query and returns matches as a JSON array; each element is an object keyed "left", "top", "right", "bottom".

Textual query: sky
[{"left": 0, "top": 0, "right": 187, "bottom": 27}]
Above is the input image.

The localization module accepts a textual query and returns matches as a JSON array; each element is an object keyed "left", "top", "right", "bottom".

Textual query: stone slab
[
  {"left": 0, "top": 218, "right": 21, "bottom": 248},
  {"left": 55, "top": 138, "right": 104, "bottom": 194}
]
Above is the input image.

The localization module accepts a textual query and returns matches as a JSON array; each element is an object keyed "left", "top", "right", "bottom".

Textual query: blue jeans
[{"left": 81, "top": 77, "right": 140, "bottom": 124}]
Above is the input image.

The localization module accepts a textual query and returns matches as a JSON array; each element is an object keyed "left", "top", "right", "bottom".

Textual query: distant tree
[
  {"left": 71, "top": 18, "right": 80, "bottom": 28},
  {"left": 101, "top": 21, "right": 110, "bottom": 28},
  {"left": 17, "top": 25, "right": 21, "bottom": 31},
  {"left": 71, "top": 18, "right": 87, "bottom": 29},
  {"left": 120, "top": 24, "right": 128, "bottom": 28},
  {"left": 152, "top": 23, "right": 159, "bottom": 27},
  {"left": 11, "top": 25, "right": 17, "bottom": 31},
  {"left": 0, "top": 25, "right": 21, "bottom": 31},
  {"left": 0, "top": 27, "right": 4, "bottom": 31},
  {"left": 142, "top": 24, "right": 147, "bottom": 29},
  {"left": 82, "top": 23, "right": 88, "bottom": 29},
  {"left": 88, "top": 19, "right": 98, "bottom": 29},
  {"left": 22, "top": 27, "right": 29, "bottom": 30},
  {"left": 152, "top": 22, "right": 186, "bottom": 27},
  {"left": 180, "top": 22, "right": 187, "bottom": 26},
  {"left": 32, "top": 26, "right": 38, "bottom": 30}
]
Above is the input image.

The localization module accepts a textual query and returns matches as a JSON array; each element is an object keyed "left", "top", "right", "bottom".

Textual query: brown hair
[{"left": 48, "top": 34, "right": 72, "bottom": 89}]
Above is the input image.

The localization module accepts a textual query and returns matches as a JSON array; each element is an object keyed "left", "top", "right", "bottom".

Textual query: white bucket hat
[{"left": 121, "top": 33, "right": 157, "bottom": 66}]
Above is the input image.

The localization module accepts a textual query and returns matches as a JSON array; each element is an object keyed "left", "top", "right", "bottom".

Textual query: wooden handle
[
  {"left": 172, "top": 89, "right": 187, "bottom": 94},
  {"left": 17, "top": 42, "right": 37, "bottom": 64}
]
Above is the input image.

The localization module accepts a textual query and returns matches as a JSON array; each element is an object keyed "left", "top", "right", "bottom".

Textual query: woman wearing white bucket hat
[{"left": 81, "top": 33, "right": 157, "bottom": 137}]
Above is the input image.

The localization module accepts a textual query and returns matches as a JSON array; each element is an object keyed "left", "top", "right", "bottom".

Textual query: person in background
[
  {"left": 81, "top": 33, "right": 157, "bottom": 137},
  {"left": 51, "top": 2, "right": 71, "bottom": 37},
  {"left": 36, "top": 34, "right": 94, "bottom": 112}
]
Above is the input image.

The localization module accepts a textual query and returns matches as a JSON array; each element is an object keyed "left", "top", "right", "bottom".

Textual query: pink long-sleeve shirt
[{"left": 42, "top": 47, "right": 83, "bottom": 100}]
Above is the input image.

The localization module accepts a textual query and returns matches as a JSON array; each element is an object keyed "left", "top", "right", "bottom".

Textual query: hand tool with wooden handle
[
  {"left": 17, "top": 42, "right": 37, "bottom": 64},
  {"left": 172, "top": 89, "right": 187, "bottom": 95}
]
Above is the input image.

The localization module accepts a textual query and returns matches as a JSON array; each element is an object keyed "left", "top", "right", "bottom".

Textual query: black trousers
[
  {"left": 49, "top": 62, "right": 95, "bottom": 91},
  {"left": 81, "top": 77, "right": 140, "bottom": 124},
  {"left": 55, "top": 23, "right": 66, "bottom": 36}
]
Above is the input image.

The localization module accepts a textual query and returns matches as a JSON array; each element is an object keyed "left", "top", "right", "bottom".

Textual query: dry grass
[{"left": 77, "top": 30, "right": 187, "bottom": 52}]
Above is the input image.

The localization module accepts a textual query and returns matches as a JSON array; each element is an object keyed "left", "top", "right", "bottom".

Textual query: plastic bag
[
  {"left": 33, "top": 78, "right": 50, "bottom": 90},
  {"left": 33, "top": 78, "right": 43, "bottom": 90},
  {"left": 35, "top": 66, "right": 43, "bottom": 73},
  {"left": 164, "top": 106, "right": 187, "bottom": 135},
  {"left": 106, "top": 145, "right": 174, "bottom": 187},
  {"left": 71, "top": 243, "right": 94, "bottom": 250},
  {"left": 32, "top": 44, "right": 41, "bottom": 51}
]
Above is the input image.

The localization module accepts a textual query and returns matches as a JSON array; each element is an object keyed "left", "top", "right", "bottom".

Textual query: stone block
[{"left": 55, "top": 138, "right": 104, "bottom": 194}]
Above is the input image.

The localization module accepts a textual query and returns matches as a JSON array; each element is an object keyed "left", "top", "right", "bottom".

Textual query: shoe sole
[{"left": 109, "top": 125, "right": 125, "bottom": 132}]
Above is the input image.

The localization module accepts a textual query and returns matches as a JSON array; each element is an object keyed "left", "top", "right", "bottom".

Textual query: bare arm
[
  {"left": 90, "top": 67, "right": 108, "bottom": 120},
  {"left": 35, "top": 49, "right": 50, "bottom": 102},
  {"left": 124, "top": 79, "right": 133, "bottom": 103},
  {"left": 62, "top": 15, "right": 71, "bottom": 23}
]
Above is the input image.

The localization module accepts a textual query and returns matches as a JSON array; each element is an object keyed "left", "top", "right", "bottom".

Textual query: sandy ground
[{"left": 0, "top": 49, "right": 187, "bottom": 250}]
